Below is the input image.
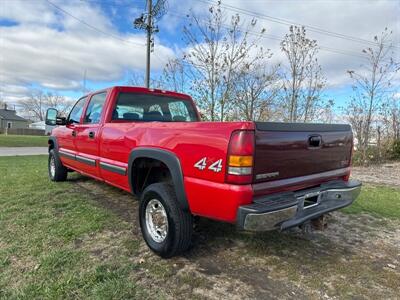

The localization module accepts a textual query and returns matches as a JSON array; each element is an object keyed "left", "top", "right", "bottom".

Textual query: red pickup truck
[{"left": 45, "top": 86, "right": 361, "bottom": 257}]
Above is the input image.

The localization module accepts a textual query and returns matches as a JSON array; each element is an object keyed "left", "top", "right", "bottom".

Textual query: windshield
[{"left": 112, "top": 93, "right": 198, "bottom": 122}]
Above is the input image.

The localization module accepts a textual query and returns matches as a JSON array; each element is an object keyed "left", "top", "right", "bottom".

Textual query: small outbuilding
[{"left": 0, "top": 105, "right": 29, "bottom": 130}]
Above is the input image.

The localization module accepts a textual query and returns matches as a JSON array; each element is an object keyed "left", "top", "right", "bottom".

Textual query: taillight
[
  {"left": 344, "top": 140, "right": 354, "bottom": 181},
  {"left": 226, "top": 130, "right": 255, "bottom": 184}
]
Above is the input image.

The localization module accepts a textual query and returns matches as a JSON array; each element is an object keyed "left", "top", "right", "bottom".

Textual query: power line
[
  {"left": 196, "top": 0, "right": 394, "bottom": 48},
  {"left": 47, "top": 0, "right": 388, "bottom": 63},
  {"left": 194, "top": 0, "right": 400, "bottom": 51},
  {"left": 44, "top": 0, "right": 395, "bottom": 70},
  {"left": 45, "top": 0, "right": 145, "bottom": 47},
  {"left": 47, "top": 0, "right": 173, "bottom": 80},
  {"left": 169, "top": 8, "right": 397, "bottom": 63},
  {"left": 167, "top": 10, "right": 379, "bottom": 62}
]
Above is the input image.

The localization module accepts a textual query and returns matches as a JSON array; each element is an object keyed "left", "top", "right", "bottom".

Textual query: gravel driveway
[
  {"left": 0, "top": 147, "right": 48, "bottom": 156},
  {"left": 73, "top": 176, "right": 400, "bottom": 299}
]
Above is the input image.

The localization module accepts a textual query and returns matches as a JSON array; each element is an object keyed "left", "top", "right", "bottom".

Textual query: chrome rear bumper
[{"left": 237, "top": 180, "right": 361, "bottom": 231}]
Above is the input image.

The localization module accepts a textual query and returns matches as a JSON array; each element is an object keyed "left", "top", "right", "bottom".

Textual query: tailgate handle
[{"left": 308, "top": 135, "right": 321, "bottom": 148}]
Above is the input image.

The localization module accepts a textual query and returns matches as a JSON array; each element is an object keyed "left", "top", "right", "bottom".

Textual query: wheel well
[
  {"left": 48, "top": 139, "right": 54, "bottom": 152},
  {"left": 131, "top": 157, "right": 172, "bottom": 195}
]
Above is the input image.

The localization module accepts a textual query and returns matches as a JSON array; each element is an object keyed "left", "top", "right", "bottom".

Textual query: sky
[{"left": 0, "top": 0, "right": 399, "bottom": 115}]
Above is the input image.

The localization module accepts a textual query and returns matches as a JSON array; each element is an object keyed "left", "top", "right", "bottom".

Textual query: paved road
[{"left": 0, "top": 147, "right": 48, "bottom": 156}]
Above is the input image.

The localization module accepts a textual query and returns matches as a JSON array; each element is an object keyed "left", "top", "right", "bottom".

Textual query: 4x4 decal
[
  {"left": 194, "top": 158, "right": 223, "bottom": 172},
  {"left": 208, "top": 159, "right": 223, "bottom": 172},
  {"left": 194, "top": 157, "right": 207, "bottom": 170}
]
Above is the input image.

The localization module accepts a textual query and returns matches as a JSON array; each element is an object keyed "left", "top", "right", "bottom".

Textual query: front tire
[
  {"left": 139, "top": 183, "right": 193, "bottom": 258},
  {"left": 48, "top": 149, "right": 68, "bottom": 182}
]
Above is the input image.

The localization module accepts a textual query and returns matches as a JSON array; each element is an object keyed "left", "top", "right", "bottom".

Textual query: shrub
[
  {"left": 352, "top": 146, "right": 383, "bottom": 166},
  {"left": 353, "top": 140, "right": 400, "bottom": 166},
  {"left": 389, "top": 139, "right": 400, "bottom": 160}
]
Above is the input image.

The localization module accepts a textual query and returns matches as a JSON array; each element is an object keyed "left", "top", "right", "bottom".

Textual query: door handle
[
  {"left": 308, "top": 135, "right": 322, "bottom": 148},
  {"left": 88, "top": 131, "right": 95, "bottom": 139},
  {"left": 72, "top": 130, "right": 76, "bottom": 137}
]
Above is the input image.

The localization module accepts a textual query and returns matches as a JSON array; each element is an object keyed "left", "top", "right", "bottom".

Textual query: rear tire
[
  {"left": 139, "top": 182, "right": 193, "bottom": 258},
  {"left": 48, "top": 149, "right": 68, "bottom": 182}
]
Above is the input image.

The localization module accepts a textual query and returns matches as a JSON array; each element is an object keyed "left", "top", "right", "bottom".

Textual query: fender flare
[
  {"left": 48, "top": 136, "right": 66, "bottom": 166},
  {"left": 48, "top": 136, "right": 59, "bottom": 152},
  {"left": 128, "top": 148, "right": 189, "bottom": 211}
]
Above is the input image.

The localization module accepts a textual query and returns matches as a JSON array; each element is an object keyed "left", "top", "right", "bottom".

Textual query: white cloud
[
  {"left": 0, "top": 0, "right": 175, "bottom": 103},
  {"left": 251, "top": 1, "right": 398, "bottom": 87},
  {"left": 0, "top": 0, "right": 57, "bottom": 25},
  {"left": 171, "top": 0, "right": 399, "bottom": 87},
  {"left": 1, "top": 0, "right": 399, "bottom": 106}
]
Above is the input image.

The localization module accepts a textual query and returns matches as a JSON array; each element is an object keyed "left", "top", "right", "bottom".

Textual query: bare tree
[
  {"left": 280, "top": 26, "right": 326, "bottom": 122},
  {"left": 127, "top": 71, "right": 163, "bottom": 89},
  {"left": 314, "top": 99, "right": 335, "bottom": 124},
  {"left": 343, "top": 93, "right": 365, "bottom": 148},
  {"left": 127, "top": 71, "right": 145, "bottom": 87},
  {"left": 345, "top": 28, "right": 398, "bottom": 162},
  {"left": 0, "top": 99, "right": 5, "bottom": 109},
  {"left": 381, "top": 93, "right": 400, "bottom": 140},
  {"left": 161, "top": 58, "right": 187, "bottom": 93},
  {"left": 19, "top": 90, "right": 72, "bottom": 121},
  {"left": 233, "top": 58, "right": 280, "bottom": 121},
  {"left": 182, "top": 2, "right": 265, "bottom": 121}
]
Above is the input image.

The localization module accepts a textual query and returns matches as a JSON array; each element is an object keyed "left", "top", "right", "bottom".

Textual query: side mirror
[
  {"left": 56, "top": 117, "right": 67, "bottom": 125},
  {"left": 45, "top": 108, "right": 58, "bottom": 126},
  {"left": 45, "top": 108, "right": 67, "bottom": 126}
]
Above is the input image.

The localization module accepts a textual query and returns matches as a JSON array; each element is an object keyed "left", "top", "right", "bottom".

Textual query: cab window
[
  {"left": 112, "top": 93, "right": 198, "bottom": 122},
  {"left": 168, "top": 101, "right": 192, "bottom": 121},
  {"left": 68, "top": 97, "right": 87, "bottom": 124},
  {"left": 84, "top": 92, "right": 107, "bottom": 124}
]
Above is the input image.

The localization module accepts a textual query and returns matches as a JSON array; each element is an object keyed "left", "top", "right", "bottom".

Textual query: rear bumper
[{"left": 237, "top": 180, "right": 361, "bottom": 231}]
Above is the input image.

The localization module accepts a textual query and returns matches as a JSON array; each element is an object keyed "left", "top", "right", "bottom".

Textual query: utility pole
[
  {"left": 134, "top": 0, "right": 167, "bottom": 88},
  {"left": 145, "top": 0, "right": 152, "bottom": 88}
]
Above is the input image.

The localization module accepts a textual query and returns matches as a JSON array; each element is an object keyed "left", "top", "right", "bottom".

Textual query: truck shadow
[{"left": 70, "top": 173, "right": 354, "bottom": 260}]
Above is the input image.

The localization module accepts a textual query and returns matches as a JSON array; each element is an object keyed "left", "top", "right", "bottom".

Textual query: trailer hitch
[{"left": 300, "top": 214, "right": 328, "bottom": 234}]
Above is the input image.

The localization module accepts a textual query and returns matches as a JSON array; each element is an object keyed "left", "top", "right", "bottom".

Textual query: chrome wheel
[
  {"left": 145, "top": 199, "right": 168, "bottom": 243},
  {"left": 50, "top": 155, "right": 56, "bottom": 178}
]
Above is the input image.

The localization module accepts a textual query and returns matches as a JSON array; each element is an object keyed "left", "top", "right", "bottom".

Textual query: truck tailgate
[{"left": 253, "top": 122, "right": 353, "bottom": 185}]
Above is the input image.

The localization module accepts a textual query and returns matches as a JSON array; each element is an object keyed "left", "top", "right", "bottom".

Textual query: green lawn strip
[
  {"left": 0, "top": 134, "right": 48, "bottom": 147},
  {"left": 342, "top": 184, "right": 400, "bottom": 219},
  {"left": 0, "top": 156, "right": 152, "bottom": 299},
  {"left": 1, "top": 155, "right": 399, "bottom": 298}
]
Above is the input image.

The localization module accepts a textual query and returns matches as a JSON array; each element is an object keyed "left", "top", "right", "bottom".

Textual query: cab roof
[{"left": 84, "top": 86, "right": 192, "bottom": 101}]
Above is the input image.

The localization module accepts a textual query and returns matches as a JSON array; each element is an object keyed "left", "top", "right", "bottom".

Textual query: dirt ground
[
  {"left": 352, "top": 162, "right": 400, "bottom": 187},
  {"left": 71, "top": 165, "right": 400, "bottom": 300}
]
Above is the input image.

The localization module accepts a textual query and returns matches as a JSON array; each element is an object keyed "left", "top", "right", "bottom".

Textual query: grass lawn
[
  {"left": 0, "top": 155, "right": 399, "bottom": 299},
  {"left": 0, "top": 156, "right": 151, "bottom": 299},
  {"left": 343, "top": 185, "right": 400, "bottom": 219},
  {"left": 0, "top": 134, "right": 48, "bottom": 147}
]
